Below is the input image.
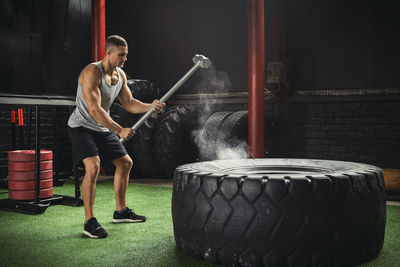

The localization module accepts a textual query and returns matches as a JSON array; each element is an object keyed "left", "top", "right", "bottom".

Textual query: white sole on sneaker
[
  {"left": 83, "top": 230, "right": 99, "bottom": 238},
  {"left": 112, "top": 218, "right": 145, "bottom": 223}
]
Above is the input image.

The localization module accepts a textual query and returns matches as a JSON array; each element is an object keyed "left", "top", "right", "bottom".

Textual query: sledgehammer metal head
[{"left": 193, "top": 54, "right": 211, "bottom": 69}]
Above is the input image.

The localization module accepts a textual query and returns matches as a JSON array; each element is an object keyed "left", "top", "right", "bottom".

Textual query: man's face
[{"left": 108, "top": 45, "right": 128, "bottom": 68}]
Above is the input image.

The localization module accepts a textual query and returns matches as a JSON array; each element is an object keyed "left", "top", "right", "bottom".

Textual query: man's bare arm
[
  {"left": 81, "top": 66, "right": 134, "bottom": 139},
  {"left": 117, "top": 70, "right": 165, "bottom": 114}
]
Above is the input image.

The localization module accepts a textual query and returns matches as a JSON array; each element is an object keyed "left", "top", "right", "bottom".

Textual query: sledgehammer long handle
[
  {"left": 119, "top": 61, "right": 201, "bottom": 143},
  {"left": 158, "top": 62, "right": 201, "bottom": 104}
]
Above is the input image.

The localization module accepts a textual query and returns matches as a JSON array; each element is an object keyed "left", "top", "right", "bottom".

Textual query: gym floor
[{"left": 0, "top": 179, "right": 399, "bottom": 267}]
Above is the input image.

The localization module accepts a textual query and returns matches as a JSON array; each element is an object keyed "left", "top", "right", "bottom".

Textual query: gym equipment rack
[{"left": 0, "top": 93, "right": 83, "bottom": 214}]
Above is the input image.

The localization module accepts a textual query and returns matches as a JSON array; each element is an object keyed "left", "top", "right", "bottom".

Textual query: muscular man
[{"left": 67, "top": 35, "right": 165, "bottom": 238}]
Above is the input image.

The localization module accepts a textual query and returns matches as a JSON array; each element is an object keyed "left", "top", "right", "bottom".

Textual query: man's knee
[
  {"left": 83, "top": 157, "right": 101, "bottom": 179},
  {"left": 115, "top": 156, "right": 133, "bottom": 171}
]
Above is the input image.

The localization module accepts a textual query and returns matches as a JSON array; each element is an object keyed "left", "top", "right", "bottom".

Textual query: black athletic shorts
[{"left": 67, "top": 126, "right": 127, "bottom": 162}]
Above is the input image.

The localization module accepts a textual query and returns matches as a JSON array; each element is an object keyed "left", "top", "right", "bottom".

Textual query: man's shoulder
[
  {"left": 84, "top": 63, "right": 101, "bottom": 73},
  {"left": 81, "top": 64, "right": 101, "bottom": 78},
  {"left": 78, "top": 63, "right": 101, "bottom": 85}
]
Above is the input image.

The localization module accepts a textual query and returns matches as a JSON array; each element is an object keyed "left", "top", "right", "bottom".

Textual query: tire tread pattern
[{"left": 172, "top": 160, "right": 387, "bottom": 267}]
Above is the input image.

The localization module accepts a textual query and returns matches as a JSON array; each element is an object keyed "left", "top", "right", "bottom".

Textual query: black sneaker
[
  {"left": 83, "top": 217, "right": 108, "bottom": 238},
  {"left": 113, "top": 207, "right": 146, "bottom": 223}
]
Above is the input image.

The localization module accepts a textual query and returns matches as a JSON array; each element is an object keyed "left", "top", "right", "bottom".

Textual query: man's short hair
[{"left": 105, "top": 35, "right": 128, "bottom": 52}]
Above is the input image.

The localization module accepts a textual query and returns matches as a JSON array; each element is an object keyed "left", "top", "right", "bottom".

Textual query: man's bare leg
[
  {"left": 82, "top": 156, "right": 101, "bottom": 221},
  {"left": 112, "top": 155, "right": 133, "bottom": 211},
  {"left": 111, "top": 155, "right": 146, "bottom": 223}
]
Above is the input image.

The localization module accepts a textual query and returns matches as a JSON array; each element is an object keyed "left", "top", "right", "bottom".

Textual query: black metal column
[
  {"left": 34, "top": 106, "right": 40, "bottom": 206},
  {"left": 27, "top": 107, "right": 33, "bottom": 148},
  {"left": 11, "top": 117, "right": 16, "bottom": 150}
]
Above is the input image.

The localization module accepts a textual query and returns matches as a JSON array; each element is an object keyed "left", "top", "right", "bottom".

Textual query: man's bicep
[
  {"left": 83, "top": 86, "right": 101, "bottom": 109},
  {"left": 81, "top": 71, "right": 102, "bottom": 110}
]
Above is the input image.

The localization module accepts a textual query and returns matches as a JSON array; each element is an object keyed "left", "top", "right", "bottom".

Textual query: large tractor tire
[
  {"left": 197, "top": 111, "right": 232, "bottom": 161},
  {"left": 153, "top": 105, "right": 199, "bottom": 178},
  {"left": 218, "top": 110, "right": 248, "bottom": 143},
  {"left": 172, "top": 158, "right": 386, "bottom": 267},
  {"left": 200, "top": 110, "right": 272, "bottom": 161}
]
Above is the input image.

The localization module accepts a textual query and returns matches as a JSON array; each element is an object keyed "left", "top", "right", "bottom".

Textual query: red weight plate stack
[{"left": 8, "top": 150, "right": 53, "bottom": 200}]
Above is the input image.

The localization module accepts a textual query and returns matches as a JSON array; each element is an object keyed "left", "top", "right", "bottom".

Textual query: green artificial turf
[
  {"left": 0, "top": 181, "right": 217, "bottom": 267},
  {"left": 0, "top": 181, "right": 399, "bottom": 267}
]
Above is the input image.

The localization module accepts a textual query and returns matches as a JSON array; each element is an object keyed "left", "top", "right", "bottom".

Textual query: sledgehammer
[{"left": 120, "top": 54, "right": 211, "bottom": 143}]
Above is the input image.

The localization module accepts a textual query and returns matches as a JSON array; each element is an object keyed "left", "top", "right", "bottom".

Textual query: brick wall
[
  {"left": 280, "top": 97, "right": 400, "bottom": 169},
  {"left": 201, "top": 96, "right": 400, "bottom": 170}
]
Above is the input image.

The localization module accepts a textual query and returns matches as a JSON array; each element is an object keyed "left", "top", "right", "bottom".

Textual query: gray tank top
[{"left": 68, "top": 61, "right": 123, "bottom": 132}]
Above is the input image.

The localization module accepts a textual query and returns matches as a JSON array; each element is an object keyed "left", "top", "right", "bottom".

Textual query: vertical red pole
[
  {"left": 92, "top": 0, "right": 106, "bottom": 61},
  {"left": 248, "top": 0, "right": 265, "bottom": 158}
]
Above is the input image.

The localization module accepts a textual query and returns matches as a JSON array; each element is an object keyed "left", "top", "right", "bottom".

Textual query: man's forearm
[
  {"left": 90, "top": 108, "right": 123, "bottom": 134},
  {"left": 123, "top": 99, "right": 153, "bottom": 114}
]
